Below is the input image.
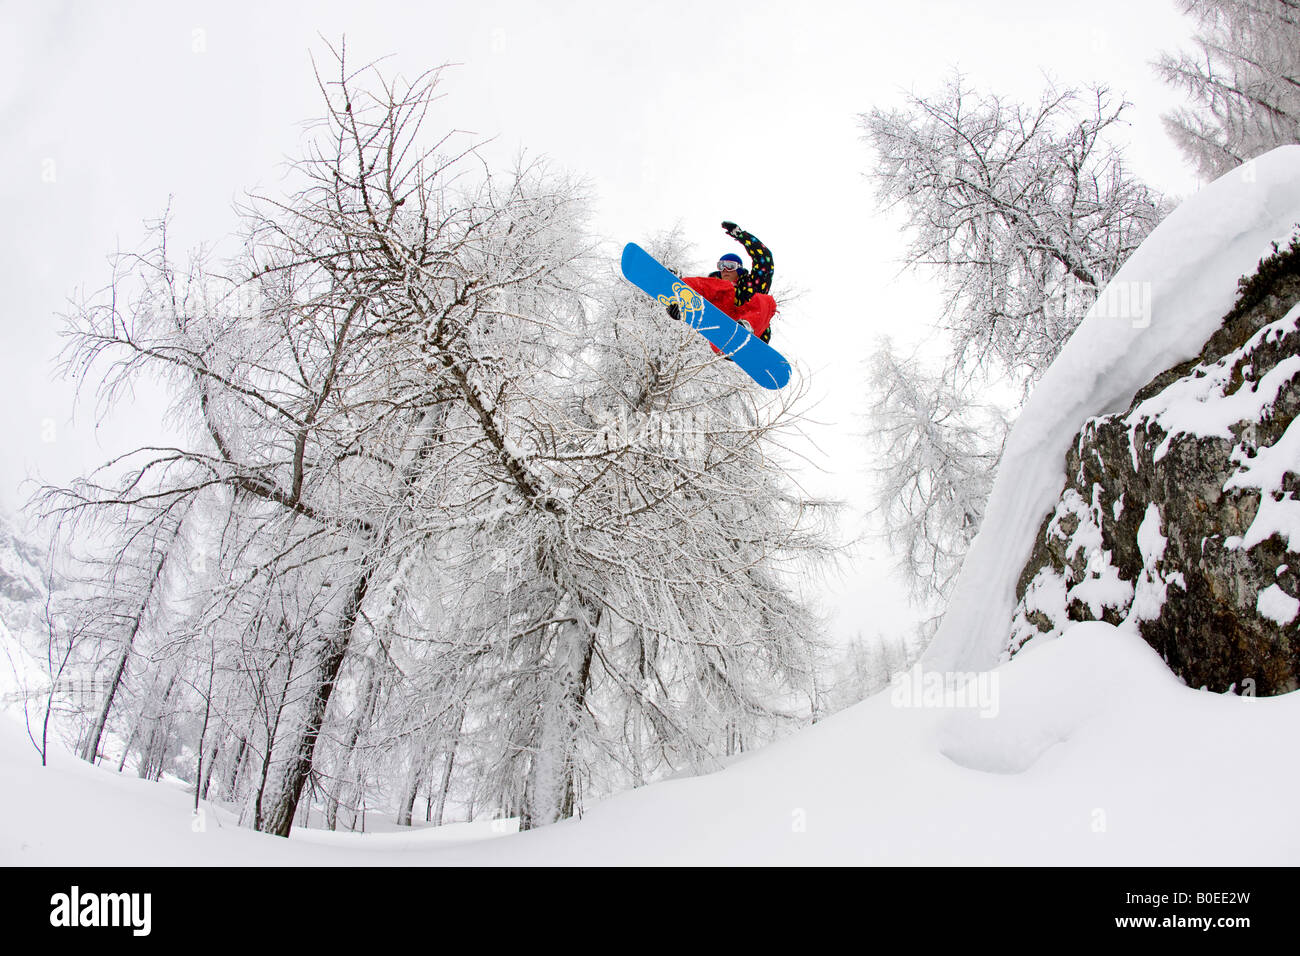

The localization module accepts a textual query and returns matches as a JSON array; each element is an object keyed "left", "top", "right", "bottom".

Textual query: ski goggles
[{"left": 717, "top": 259, "right": 743, "bottom": 271}]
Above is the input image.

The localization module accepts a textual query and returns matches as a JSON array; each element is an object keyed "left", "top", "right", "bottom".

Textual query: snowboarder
[
  {"left": 667, "top": 221, "right": 777, "bottom": 343},
  {"left": 623, "top": 241, "right": 791, "bottom": 388}
]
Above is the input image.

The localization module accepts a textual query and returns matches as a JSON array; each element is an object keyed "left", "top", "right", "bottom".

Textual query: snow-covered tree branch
[
  {"left": 861, "top": 75, "right": 1166, "bottom": 387},
  {"left": 865, "top": 342, "right": 1007, "bottom": 603},
  {"left": 1156, "top": 0, "right": 1300, "bottom": 179}
]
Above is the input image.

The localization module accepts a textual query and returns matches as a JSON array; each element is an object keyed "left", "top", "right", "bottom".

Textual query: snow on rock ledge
[
  {"left": 1003, "top": 228, "right": 1300, "bottom": 693},
  {"left": 924, "top": 146, "right": 1300, "bottom": 683}
]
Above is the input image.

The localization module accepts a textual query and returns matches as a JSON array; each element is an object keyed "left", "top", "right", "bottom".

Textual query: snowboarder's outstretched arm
[{"left": 722, "top": 221, "right": 774, "bottom": 299}]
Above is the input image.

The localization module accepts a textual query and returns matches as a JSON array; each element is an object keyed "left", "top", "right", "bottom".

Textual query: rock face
[{"left": 1010, "top": 237, "right": 1300, "bottom": 695}]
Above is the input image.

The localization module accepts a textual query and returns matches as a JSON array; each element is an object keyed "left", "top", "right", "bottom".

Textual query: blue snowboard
[{"left": 620, "top": 242, "right": 791, "bottom": 390}]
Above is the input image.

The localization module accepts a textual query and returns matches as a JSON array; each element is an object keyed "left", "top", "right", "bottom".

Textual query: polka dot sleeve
[{"left": 731, "top": 227, "right": 774, "bottom": 306}]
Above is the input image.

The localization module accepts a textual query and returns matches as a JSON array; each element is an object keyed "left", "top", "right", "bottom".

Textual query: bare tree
[
  {"left": 859, "top": 75, "right": 1164, "bottom": 608},
  {"left": 339, "top": 229, "right": 836, "bottom": 830},
  {"left": 1156, "top": 0, "right": 1300, "bottom": 179},
  {"left": 861, "top": 75, "right": 1166, "bottom": 388},
  {"left": 865, "top": 341, "right": 1007, "bottom": 603},
  {"left": 58, "top": 502, "right": 193, "bottom": 765},
  {"left": 38, "top": 42, "right": 835, "bottom": 836},
  {"left": 41, "top": 44, "right": 593, "bottom": 834},
  {"left": 37, "top": 565, "right": 76, "bottom": 767}
]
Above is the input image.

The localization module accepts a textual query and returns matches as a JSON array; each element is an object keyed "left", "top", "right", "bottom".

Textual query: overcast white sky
[{"left": 1, "top": 0, "right": 1203, "bottom": 644}]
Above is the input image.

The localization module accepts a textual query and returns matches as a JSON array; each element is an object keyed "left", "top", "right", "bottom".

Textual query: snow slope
[
  {"left": 4, "top": 623, "right": 1295, "bottom": 865},
  {"left": 924, "top": 145, "right": 1300, "bottom": 673}
]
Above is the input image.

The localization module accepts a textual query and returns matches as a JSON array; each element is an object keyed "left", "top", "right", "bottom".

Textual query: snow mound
[
  {"left": 925, "top": 145, "right": 1300, "bottom": 672},
  {"left": 936, "top": 622, "right": 1180, "bottom": 774}
]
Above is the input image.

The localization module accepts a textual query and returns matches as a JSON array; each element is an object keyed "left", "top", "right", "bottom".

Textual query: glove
[
  {"left": 721, "top": 221, "right": 740, "bottom": 237},
  {"left": 666, "top": 302, "right": 680, "bottom": 320}
]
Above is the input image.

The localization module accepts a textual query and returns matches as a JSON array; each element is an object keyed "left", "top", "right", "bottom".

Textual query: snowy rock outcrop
[
  {"left": 1012, "top": 239, "right": 1300, "bottom": 694},
  {"left": 923, "top": 146, "right": 1300, "bottom": 681}
]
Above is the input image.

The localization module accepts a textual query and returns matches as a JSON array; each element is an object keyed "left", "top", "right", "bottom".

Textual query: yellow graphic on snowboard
[{"left": 657, "top": 282, "right": 708, "bottom": 325}]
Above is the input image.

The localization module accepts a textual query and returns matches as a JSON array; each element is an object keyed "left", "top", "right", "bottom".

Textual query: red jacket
[{"left": 681, "top": 276, "right": 776, "bottom": 342}]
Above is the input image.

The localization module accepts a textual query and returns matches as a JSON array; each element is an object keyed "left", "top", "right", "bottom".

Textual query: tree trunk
[
  {"left": 521, "top": 604, "right": 600, "bottom": 830},
  {"left": 329, "top": 663, "right": 380, "bottom": 832},
  {"left": 260, "top": 565, "right": 373, "bottom": 838},
  {"left": 224, "top": 735, "right": 247, "bottom": 800},
  {"left": 261, "top": 413, "right": 436, "bottom": 837},
  {"left": 138, "top": 674, "right": 178, "bottom": 781},
  {"left": 251, "top": 651, "right": 297, "bottom": 831},
  {"left": 431, "top": 748, "right": 457, "bottom": 827},
  {"left": 396, "top": 754, "right": 425, "bottom": 827},
  {"left": 80, "top": 547, "right": 171, "bottom": 765},
  {"left": 81, "top": 642, "right": 130, "bottom": 763},
  {"left": 431, "top": 706, "right": 466, "bottom": 827},
  {"left": 116, "top": 721, "right": 139, "bottom": 773},
  {"left": 199, "top": 738, "right": 220, "bottom": 800}
]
